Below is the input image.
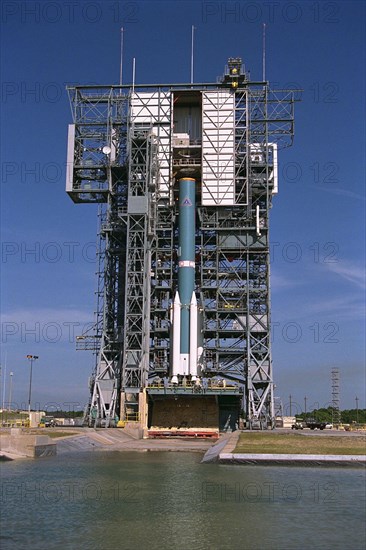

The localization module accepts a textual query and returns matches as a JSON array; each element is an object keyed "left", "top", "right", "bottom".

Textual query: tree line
[{"left": 296, "top": 406, "right": 365, "bottom": 424}]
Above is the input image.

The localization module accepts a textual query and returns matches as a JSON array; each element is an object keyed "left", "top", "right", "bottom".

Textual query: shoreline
[
  {"left": 218, "top": 452, "right": 366, "bottom": 466},
  {"left": 2, "top": 428, "right": 365, "bottom": 465},
  {"left": 213, "top": 431, "right": 366, "bottom": 466}
]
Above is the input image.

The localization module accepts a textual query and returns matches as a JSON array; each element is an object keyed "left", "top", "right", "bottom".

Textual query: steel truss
[
  {"left": 67, "top": 88, "right": 129, "bottom": 425},
  {"left": 66, "top": 69, "right": 296, "bottom": 429}
]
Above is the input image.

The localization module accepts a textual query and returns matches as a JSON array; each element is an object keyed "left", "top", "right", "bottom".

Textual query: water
[{"left": 1, "top": 451, "right": 365, "bottom": 550}]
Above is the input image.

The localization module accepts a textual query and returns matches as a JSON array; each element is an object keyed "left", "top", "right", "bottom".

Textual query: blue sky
[{"left": 1, "top": 0, "right": 365, "bottom": 413}]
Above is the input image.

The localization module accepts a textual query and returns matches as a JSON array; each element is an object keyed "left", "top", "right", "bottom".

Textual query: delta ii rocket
[{"left": 171, "top": 177, "right": 201, "bottom": 383}]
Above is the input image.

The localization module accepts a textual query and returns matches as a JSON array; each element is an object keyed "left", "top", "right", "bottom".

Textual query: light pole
[
  {"left": 27, "top": 355, "right": 39, "bottom": 416},
  {"left": 8, "top": 372, "right": 13, "bottom": 411},
  {"left": 0, "top": 366, "right": 2, "bottom": 427},
  {"left": 2, "top": 362, "right": 6, "bottom": 411}
]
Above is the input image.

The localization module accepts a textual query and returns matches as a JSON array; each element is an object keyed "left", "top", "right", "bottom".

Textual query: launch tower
[{"left": 66, "top": 58, "right": 296, "bottom": 432}]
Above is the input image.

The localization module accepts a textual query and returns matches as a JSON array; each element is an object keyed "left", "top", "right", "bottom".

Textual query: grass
[
  {"left": 0, "top": 429, "right": 80, "bottom": 439},
  {"left": 234, "top": 433, "right": 366, "bottom": 455}
]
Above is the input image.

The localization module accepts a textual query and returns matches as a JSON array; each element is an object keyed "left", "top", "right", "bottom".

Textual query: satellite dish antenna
[{"left": 102, "top": 146, "right": 111, "bottom": 155}]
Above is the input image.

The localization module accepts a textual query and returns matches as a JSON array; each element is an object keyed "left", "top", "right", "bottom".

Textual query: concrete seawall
[
  {"left": 2, "top": 428, "right": 364, "bottom": 465},
  {"left": 0, "top": 429, "right": 56, "bottom": 459},
  {"left": 202, "top": 431, "right": 366, "bottom": 466},
  {"left": 218, "top": 452, "right": 366, "bottom": 466},
  {"left": 220, "top": 431, "right": 366, "bottom": 466}
]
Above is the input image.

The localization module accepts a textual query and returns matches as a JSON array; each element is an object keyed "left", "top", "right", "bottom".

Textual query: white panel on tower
[
  {"left": 66, "top": 124, "right": 75, "bottom": 193},
  {"left": 202, "top": 91, "right": 235, "bottom": 205},
  {"left": 250, "top": 143, "right": 278, "bottom": 194},
  {"left": 131, "top": 92, "right": 171, "bottom": 198}
]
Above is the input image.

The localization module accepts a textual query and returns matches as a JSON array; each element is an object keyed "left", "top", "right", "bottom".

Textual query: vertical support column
[
  {"left": 139, "top": 390, "right": 148, "bottom": 435},
  {"left": 120, "top": 392, "right": 126, "bottom": 422}
]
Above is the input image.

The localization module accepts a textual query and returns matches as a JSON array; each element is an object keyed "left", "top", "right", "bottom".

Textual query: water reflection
[{"left": 1, "top": 452, "right": 365, "bottom": 550}]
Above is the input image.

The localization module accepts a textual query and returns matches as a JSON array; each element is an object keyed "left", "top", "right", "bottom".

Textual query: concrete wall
[{"left": 0, "top": 429, "right": 56, "bottom": 458}]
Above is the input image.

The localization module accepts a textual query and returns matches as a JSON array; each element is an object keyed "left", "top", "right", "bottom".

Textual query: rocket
[{"left": 171, "top": 178, "right": 199, "bottom": 382}]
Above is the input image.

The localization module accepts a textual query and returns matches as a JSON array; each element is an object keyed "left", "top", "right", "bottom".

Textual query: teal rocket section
[{"left": 178, "top": 178, "right": 196, "bottom": 354}]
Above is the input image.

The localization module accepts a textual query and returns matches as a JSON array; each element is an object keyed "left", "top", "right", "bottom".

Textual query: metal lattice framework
[
  {"left": 66, "top": 64, "right": 297, "bottom": 429},
  {"left": 331, "top": 368, "right": 341, "bottom": 424},
  {"left": 67, "top": 88, "right": 129, "bottom": 425}
]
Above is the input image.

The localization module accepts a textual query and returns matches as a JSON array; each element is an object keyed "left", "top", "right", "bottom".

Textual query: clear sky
[{"left": 1, "top": 0, "right": 365, "bottom": 414}]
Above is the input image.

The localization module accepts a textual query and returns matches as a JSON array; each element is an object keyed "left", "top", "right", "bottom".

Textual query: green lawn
[
  {"left": 234, "top": 433, "right": 366, "bottom": 455},
  {"left": 0, "top": 429, "right": 80, "bottom": 439}
]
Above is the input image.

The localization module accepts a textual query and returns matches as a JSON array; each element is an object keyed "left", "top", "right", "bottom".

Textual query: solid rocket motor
[{"left": 171, "top": 178, "right": 199, "bottom": 381}]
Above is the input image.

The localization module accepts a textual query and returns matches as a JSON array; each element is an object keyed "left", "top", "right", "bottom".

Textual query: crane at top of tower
[{"left": 220, "top": 57, "right": 248, "bottom": 87}]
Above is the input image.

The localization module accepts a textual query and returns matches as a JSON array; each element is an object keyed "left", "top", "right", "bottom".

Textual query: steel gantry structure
[{"left": 66, "top": 59, "right": 297, "bottom": 430}]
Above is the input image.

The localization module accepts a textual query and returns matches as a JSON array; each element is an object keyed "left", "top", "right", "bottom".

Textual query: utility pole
[
  {"left": 2, "top": 361, "right": 6, "bottom": 411},
  {"left": 304, "top": 396, "right": 307, "bottom": 418},
  {"left": 191, "top": 25, "right": 195, "bottom": 84},
  {"left": 0, "top": 365, "right": 2, "bottom": 427},
  {"left": 355, "top": 396, "right": 359, "bottom": 423},
  {"left": 27, "top": 355, "right": 39, "bottom": 416},
  {"left": 8, "top": 372, "right": 13, "bottom": 411},
  {"left": 289, "top": 394, "right": 292, "bottom": 416}
]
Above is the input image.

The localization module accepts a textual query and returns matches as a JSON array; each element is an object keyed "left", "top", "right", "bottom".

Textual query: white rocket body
[{"left": 171, "top": 291, "right": 200, "bottom": 379}]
